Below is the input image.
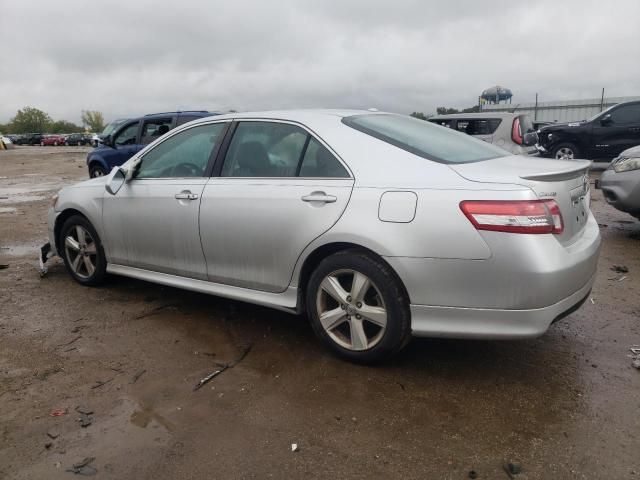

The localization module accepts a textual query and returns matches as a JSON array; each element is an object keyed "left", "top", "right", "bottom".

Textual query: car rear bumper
[
  {"left": 409, "top": 273, "right": 594, "bottom": 339},
  {"left": 385, "top": 211, "right": 601, "bottom": 339}
]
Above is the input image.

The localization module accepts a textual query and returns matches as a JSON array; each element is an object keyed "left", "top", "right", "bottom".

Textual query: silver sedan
[{"left": 43, "top": 110, "right": 601, "bottom": 363}]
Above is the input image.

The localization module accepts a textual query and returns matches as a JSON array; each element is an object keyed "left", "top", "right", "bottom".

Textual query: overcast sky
[{"left": 1, "top": 0, "right": 639, "bottom": 125}]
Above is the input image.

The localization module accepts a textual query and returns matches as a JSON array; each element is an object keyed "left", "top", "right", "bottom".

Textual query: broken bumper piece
[{"left": 39, "top": 242, "right": 55, "bottom": 276}]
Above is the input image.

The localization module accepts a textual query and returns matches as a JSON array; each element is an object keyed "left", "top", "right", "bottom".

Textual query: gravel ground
[{"left": 1, "top": 146, "right": 639, "bottom": 479}]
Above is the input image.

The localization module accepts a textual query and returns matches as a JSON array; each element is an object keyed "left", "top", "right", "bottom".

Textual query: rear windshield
[
  {"left": 518, "top": 114, "right": 535, "bottom": 134},
  {"left": 343, "top": 114, "right": 508, "bottom": 164}
]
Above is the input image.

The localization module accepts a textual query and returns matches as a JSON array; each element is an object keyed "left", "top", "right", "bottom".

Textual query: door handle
[
  {"left": 301, "top": 192, "right": 337, "bottom": 203},
  {"left": 175, "top": 191, "right": 199, "bottom": 200}
]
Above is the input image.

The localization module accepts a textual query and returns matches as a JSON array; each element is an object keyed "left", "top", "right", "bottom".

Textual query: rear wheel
[
  {"left": 59, "top": 215, "right": 107, "bottom": 286},
  {"left": 553, "top": 143, "right": 580, "bottom": 160},
  {"left": 306, "top": 250, "right": 411, "bottom": 363}
]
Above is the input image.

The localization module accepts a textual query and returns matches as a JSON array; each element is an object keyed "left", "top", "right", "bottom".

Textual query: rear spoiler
[{"left": 520, "top": 160, "right": 591, "bottom": 182}]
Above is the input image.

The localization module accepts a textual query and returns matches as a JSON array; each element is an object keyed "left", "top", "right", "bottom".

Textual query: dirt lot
[{"left": 1, "top": 146, "right": 639, "bottom": 479}]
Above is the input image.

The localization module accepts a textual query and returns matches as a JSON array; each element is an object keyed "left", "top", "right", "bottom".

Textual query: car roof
[
  {"left": 430, "top": 112, "right": 522, "bottom": 120},
  {"left": 187, "top": 109, "right": 387, "bottom": 124},
  {"left": 142, "top": 111, "right": 221, "bottom": 120}
]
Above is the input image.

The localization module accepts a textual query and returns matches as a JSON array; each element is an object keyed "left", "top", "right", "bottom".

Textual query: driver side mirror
[
  {"left": 523, "top": 131, "right": 538, "bottom": 147},
  {"left": 105, "top": 167, "right": 127, "bottom": 195},
  {"left": 600, "top": 114, "right": 612, "bottom": 126},
  {"left": 101, "top": 134, "right": 116, "bottom": 149}
]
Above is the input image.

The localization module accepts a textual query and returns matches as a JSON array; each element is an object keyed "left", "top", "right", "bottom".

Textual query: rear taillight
[
  {"left": 511, "top": 117, "right": 523, "bottom": 145},
  {"left": 460, "top": 200, "right": 564, "bottom": 234}
]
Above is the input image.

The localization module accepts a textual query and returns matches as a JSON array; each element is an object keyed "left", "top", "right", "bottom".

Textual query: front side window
[
  {"left": 114, "top": 122, "right": 139, "bottom": 146},
  {"left": 610, "top": 105, "right": 640, "bottom": 124},
  {"left": 343, "top": 114, "right": 508, "bottom": 164},
  {"left": 135, "top": 123, "right": 226, "bottom": 179},
  {"left": 140, "top": 118, "right": 173, "bottom": 144}
]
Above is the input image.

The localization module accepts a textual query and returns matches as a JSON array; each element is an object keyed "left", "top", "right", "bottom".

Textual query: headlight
[
  {"left": 613, "top": 157, "right": 640, "bottom": 173},
  {"left": 547, "top": 133, "right": 553, "bottom": 141},
  {"left": 50, "top": 194, "right": 59, "bottom": 208}
]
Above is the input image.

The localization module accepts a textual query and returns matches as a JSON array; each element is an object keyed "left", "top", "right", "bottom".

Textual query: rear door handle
[
  {"left": 301, "top": 192, "right": 337, "bottom": 203},
  {"left": 175, "top": 191, "right": 199, "bottom": 200}
]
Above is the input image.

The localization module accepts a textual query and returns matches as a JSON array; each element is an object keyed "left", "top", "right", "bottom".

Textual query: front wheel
[
  {"left": 59, "top": 215, "right": 107, "bottom": 286},
  {"left": 89, "top": 165, "right": 107, "bottom": 178},
  {"left": 306, "top": 250, "right": 411, "bottom": 363},
  {"left": 553, "top": 143, "right": 580, "bottom": 160}
]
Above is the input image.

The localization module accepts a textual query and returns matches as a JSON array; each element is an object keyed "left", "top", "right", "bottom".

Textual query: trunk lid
[{"left": 450, "top": 156, "right": 592, "bottom": 245}]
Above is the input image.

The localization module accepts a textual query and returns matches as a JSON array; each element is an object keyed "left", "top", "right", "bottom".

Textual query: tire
[
  {"left": 59, "top": 215, "right": 107, "bottom": 286},
  {"left": 306, "top": 249, "right": 411, "bottom": 363},
  {"left": 552, "top": 143, "right": 580, "bottom": 160},
  {"left": 89, "top": 164, "right": 107, "bottom": 178}
]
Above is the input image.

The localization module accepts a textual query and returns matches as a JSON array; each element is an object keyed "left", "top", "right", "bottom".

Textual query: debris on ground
[
  {"left": 0, "top": 264, "right": 8, "bottom": 270},
  {"left": 131, "top": 369, "right": 146, "bottom": 384},
  {"left": 618, "top": 276, "right": 628, "bottom": 282},
  {"left": 503, "top": 462, "right": 522, "bottom": 478},
  {"left": 590, "top": 297, "right": 595, "bottom": 304},
  {"left": 49, "top": 408, "right": 67, "bottom": 417},
  {"left": 91, "top": 377, "right": 113, "bottom": 389},
  {"left": 78, "top": 413, "right": 92, "bottom": 428},
  {"left": 611, "top": 265, "right": 629, "bottom": 273},
  {"left": 135, "top": 304, "right": 178, "bottom": 320},
  {"left": 193, "top": 343, "right": 252, "bottom": 391},
  {"left": 66, "top": 457, "right": 97, "bottom": 476},
  {"left": 57, "top": 335, "right": 82, "bottom": 347},
  {"left": 631, "top": 346, "right": 640, "bottom": 370},
  {"left": 291, "top": 443, "right": 299, "bottom": 452},
  {"left": 47, "top": 431, "right": 59, "bottom": 439},
  {"left": 468, "top": 470, "right": 478, "bottom": 479},
  {"left": 45, "top": 442, "right": 53, "bottom": 449}
]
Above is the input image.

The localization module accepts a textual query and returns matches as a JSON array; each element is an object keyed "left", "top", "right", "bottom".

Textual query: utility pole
[
  {"left": 600, "top": 88, "right": 605, "bottom": 111},
  {"left": 534, "top": 93, "right": 538, "bottom": 121}
]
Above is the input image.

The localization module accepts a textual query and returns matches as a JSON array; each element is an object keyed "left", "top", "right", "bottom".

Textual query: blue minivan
[{"left": 86, "top": 111, "right": 219, "bottom": 177}]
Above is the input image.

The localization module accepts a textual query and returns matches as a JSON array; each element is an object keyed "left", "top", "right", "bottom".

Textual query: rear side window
[
  {"left": 299, "top": 138, "right": 349, "bottom": 178},
  {"left": 454, "top": 119, "right": 502, "bottom": 135},
  {"left": 221, "top": 122, "right": 349, "bottom": 178},
  {"left": 343, "top": 114, "right": 508, "bottom": 164}
]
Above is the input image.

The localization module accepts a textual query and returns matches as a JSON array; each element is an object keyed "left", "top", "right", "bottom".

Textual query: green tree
[
  {"left": 9, "top": 106, "right": 52, "bottom": 133},
  {"left": 436, "top": 107, "right": 459, "bottom": 115},
  {"left": 49, "top": 120, "right": 83, "bottom": 133},
  {"left": 410, "top": 112, "right": 428, "bottom": 120},
  {"left": 81, "top": 110, "right": 105, "bottom": 132},
  {"left": 0, "top": 123, "right": 10, "bottom": 134}
]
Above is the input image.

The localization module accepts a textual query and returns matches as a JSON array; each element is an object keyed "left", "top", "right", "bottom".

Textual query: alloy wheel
[
  {"left": 555, "top": 147, "right": 575, "bottom": 159},
  {"left": 64, "top": 225, "right": 98, "bottom": 279},
  {"left": 316, "top": 269, "right": 387, "bottom": 351}
]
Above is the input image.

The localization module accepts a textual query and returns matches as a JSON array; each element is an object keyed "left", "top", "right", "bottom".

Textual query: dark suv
[
  {"left": 86, "top": 111, "right": 218, "bottom": 177},
  {"left": 537, "top": 100, "right": 640, "bottom": 160},
  {"left": 15, "top": 133, "right": 45, "bottom": 145},
  {"left": 65, "top": 133, "right": 92, "bottom": 146}
]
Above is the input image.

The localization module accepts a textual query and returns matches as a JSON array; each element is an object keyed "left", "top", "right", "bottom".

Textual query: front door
[
  {"left": 103, "top": 121, "right": 228, "bottom": 279},
  {"left": 199, "top": 120, "right": 354, "bottom": 293},
  {"left": 591, "top": 103, "right": 640, "bottom": 159}
]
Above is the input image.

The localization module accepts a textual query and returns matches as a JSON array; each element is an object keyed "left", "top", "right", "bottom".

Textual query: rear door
[{"left": 199, "top": 120, "right": 354, "bottom": 293}]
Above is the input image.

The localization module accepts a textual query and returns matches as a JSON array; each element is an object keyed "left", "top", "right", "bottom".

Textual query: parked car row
[{"left": 8, "top": 133, "right": 95, "bottom": 146}]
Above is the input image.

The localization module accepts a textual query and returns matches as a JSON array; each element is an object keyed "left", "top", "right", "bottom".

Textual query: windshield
[
  {"left": 101, "top": 118, "right": 129, "bottom": 136},
  {"left": 587, "top": 105, "right": 615, "bottom": 122},
  {"left": 342, "top": 114, "right": 508, "bottom": 164}
]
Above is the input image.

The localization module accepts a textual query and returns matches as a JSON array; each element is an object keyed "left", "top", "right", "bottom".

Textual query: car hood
[
  {"left": 619, "top": 144, "right": 640, "bottom": 158},
  {"left": 63, "top": 176, "right": 107, "bottom": 191}
]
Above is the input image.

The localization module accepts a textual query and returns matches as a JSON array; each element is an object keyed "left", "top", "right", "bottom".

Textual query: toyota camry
[{"left": 41, "top": 110, "right": 601, "bottom": 363}]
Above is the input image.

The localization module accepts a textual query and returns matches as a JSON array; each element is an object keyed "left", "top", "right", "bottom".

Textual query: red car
[{"left": 41, "top": 134, "right": 66, "bottom": 146}]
